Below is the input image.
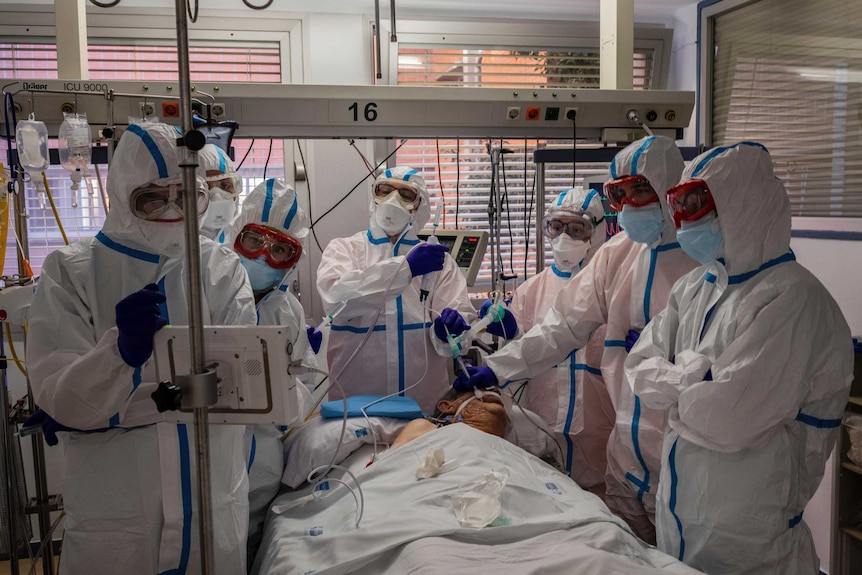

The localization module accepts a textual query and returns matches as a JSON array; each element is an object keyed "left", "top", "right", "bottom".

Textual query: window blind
[
  {"left": 0, "top": 41, "right": 283, "bottom": 275},
  {"left": 397, "top": 46, "right": 651, "bottom": 285},
  {"left": 711, "top": 0, "right": 862, "bottom": 217}
]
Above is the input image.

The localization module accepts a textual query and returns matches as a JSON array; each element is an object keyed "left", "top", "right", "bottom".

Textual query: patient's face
[{"left": 438, "top": 390, "right": 509, "bottom": 438}]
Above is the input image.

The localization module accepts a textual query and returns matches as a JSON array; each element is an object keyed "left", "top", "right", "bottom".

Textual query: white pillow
[
  {"left": 506, "top": 405, "right": 560, "bottom": 461},
  {"left": 282, "top": 406, "right": 558, "bottom": 488},
  {"left": 281, "top": 416, "right": 409, "bottom": 488}
]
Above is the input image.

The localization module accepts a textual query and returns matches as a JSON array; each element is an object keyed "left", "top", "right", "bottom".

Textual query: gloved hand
[
  {"left": 406, "top": 243, "right": 448, "bottom": 277},
  {"left": 478, "top": 300, "right": 518, "bottom": 339},
  {"left": 453, "top": 365, "right": 499, "bottom": 393},
  {"left": 625, "top": 329, "right": 641, "bottom": 352},
  {"left": 115, "top": 283, "right": 168, "bottom": 368},
  {"left": 306, "top": 326, "right": 323, "bottom": 354},
  {"left": 23, "top": 408, "right": 75, "bottom": 447},
  {"left": 433, "top": 308, "right": 470, "bottom": 343}
]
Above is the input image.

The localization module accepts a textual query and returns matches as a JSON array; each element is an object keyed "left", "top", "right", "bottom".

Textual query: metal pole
[
  {"left": 174, "top": 0, "right": 214, "bottom": 571},
  {"left": 28, "top": 384, "right": 54, "bottom": 575},
  {"left": 13, "top": 173, "right": 28, "bottom": 279},
  {"left": 389, "top": 0, "right": 397, "bottom": 42},
  {"left": 373, "top": 0, "right": 382, "bottom": 81},
  {"left": 488, "top": 146, "right": 499, "bottom": 297},
  {"left": 535, "top": 161, "right": 546, "bottom": 273},
  {"left": 1, "top": 338, "right": 21, "bottom": 575}
]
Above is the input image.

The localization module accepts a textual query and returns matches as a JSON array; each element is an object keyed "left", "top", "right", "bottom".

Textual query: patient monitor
[{"left": 152, "top": 325, "right": 302, "bottom": 425}]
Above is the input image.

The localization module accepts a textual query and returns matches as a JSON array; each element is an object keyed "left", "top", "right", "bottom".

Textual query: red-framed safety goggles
[
  {"left": 234, "top": 223, "right": 302, "bottom": 269},
  {"left": 665, "top": 179, "right": 717, "bottom": 228},
  {"left": 603, "top": 175, "right": 660, "bottom": 211}
]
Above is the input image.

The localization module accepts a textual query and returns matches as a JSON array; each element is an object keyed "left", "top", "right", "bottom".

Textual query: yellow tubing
[
  {"left": 5, "top": 322, "right": 26, "bottom": 377},
  {"left": 42, "top": 172, "right": 69, "bottom": 246}
]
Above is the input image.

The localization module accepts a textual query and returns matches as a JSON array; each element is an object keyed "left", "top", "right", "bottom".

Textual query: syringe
[
  {"left": 420, "top": 202, "right": 444, "bottom": 302},
  {"left": 319, "top": 300, "right": 348, "bottom": 329}
]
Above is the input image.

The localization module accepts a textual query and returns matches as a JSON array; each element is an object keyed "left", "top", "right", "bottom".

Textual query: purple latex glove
[
  {"left": 624, "top": 329, "right": 641, "bottom": 353},
  {"left": 453, "top": 365, "right": 498, "bottom": 393},
  {"left": 306, "top": 326, "right": 323, "bottom": 354},
  {"left": 115, "top": 283, "right": 168, "bottom": 367},
  {"left": 433, "top": 307, "right": 470, "bottom": 343},
  {"left": 23, "top": 409, "right": 74, "bottom": 447},
  {"left": 479, "top": 299, "right": 518, "bottom": 339},
  {"left": 406, "top": 243, "right": 448, "bottom": 276}
]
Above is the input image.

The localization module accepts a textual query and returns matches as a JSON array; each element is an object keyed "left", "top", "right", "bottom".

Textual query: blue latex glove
[
  {"left": 453, "top": 365, "right": 499, "bottom": 393},
  {"left": 433, "top": 307, "right": 470, "bottom": 343},
  {"left": 306, "top": 326, "right": 323, "bottom": 354},
  {"left": 24, "top": 409, "right": 75, "bottom": 447},
  {"left": 478, "top": 300, "right": 518, "bottom": 339},
  {"left": 625, "top": 329, "right": 641, "bottom": 352},
  {"left": 115, "top": 283, "right": 168, "bottom": 368},
  {"left": 406, "top": 243, "right": 448, "bottom": 277}
]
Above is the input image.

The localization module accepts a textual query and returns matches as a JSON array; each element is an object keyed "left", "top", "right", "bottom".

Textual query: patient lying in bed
[{"left": 252, "top": 387, "right": 704, "bottom": 575}]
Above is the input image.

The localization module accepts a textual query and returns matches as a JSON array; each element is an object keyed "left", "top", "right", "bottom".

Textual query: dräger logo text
[{"left": 22, "top": 83, "right": 48, "bottom": 91}]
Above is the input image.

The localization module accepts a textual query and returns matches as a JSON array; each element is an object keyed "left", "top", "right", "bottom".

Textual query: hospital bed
[{"left": 251, "top": 419, "right": 703, "bottom": 574}]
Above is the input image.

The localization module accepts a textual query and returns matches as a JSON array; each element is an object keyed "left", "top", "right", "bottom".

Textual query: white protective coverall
[
  {"left": 483, "top": 136, "right": 697, "bottom": 541},
  {"left": 226, "top": 177, "right": 318, "bottom": 564},
  {"left": 197, "top": 143, "right": 240, "bottom": 242},
  {"left": 625, "top": 142, "right": 854, "bottom": 574},
  {"left": 317, "top": 166, "right": 475, "bottom": 413},
  {"left": 508, "top": 187, "right": 613, "bottom": 491},
  {"left": 27, "top": 123, "right": 257, "bottom": 575}
]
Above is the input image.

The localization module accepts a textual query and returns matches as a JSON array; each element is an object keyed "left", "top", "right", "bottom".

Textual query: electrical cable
[
  {"left": 236, "top": 138, "right": 256, "bottom": 170},
  {"left": 309, "top": 139, "right": 407, "bottom": 231},
  {"left": 524, "top": 170, "right": 536, "bottom": 281},
  {"left": 187, "top": 0, "right": 198, "bottom": 23},
  {"left": 522, "top": 139, "right": 530, "bottom": 280},
  {"left": 572, "top": 113, "right": 577, "bottom": 188},
  {"left": 435, "top": 139, "right": 446, "bottom": 228},
  {"left": 455, "top": 138, "right": 460, "bottom": 229},
  {"left": 88, "top": 0, "right": 122, "bottom": 7},
  {"left": 295, "top": 140, "right": 323, "bottom": 253},
  {"left": 263, "top": 139, "right": 273, "bottom": 181},
  {"left": 499, "top": 142, "right": 515, "bottom": 278},
  {"left": 347, "top": 140, "right": 375, "bottom": 175},
  {"left": 242, "top": 0, "right": 274, "bottom": 9}
]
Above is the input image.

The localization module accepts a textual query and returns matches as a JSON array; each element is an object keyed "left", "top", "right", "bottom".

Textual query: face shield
[{"left": 129, "top": 179, "right": 209, "bottom": 223}]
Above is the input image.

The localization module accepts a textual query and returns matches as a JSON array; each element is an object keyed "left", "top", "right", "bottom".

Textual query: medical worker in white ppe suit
[
  {"left": 226, "top": 178, "right": 319, "bottom": 565},
  {"left": 455, "top": 136, "right": 697, "bottom": 543},
  {"left": 26, "top": 123, "right": 257, "bottom": 574},
  {"left": 198, "top": 143, "right": 241, "bottom": 242},
  {"left": 317, "top": 166, "right": 475, "bottom": 413},
  {"left": 625, "top": 142, "right": 853, "bottom": 574},
  {"left": 505, "top": 187, "right": 612, "bottom": 494}
]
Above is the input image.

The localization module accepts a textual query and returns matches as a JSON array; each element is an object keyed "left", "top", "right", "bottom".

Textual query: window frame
[{"left": 697, "top": 0, "right": 862, "bottom": 233}]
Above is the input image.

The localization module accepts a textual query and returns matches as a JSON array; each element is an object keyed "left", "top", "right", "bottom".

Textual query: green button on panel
[{"left": 545, "top": 107, "right": 560, "bottom": 121}]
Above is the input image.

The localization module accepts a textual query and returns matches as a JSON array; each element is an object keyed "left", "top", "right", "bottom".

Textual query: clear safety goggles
[
  {"left": 234, "top": 223, "right": 302, "bottom": 269},
  {"left": 373, "top": 181, "right": 421, "bottom": 209},
  {"left": 204, "top": 171, "right": 241, "bottom": 196},
  {"left": 129, "top": 181, "right": 209, "bottom": 222},
  {"left": 665, "top": 179, "right": 717, "bottom": 228},
  {"left": 541, "top": 213, "right": 594, "bottom": 241},
  {"left": 603, "top": 175, "right": 660, "bottom": 211}
]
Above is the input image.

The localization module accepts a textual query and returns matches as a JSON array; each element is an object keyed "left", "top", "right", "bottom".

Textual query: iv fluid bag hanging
[
  {"left": 58, "top": 112, "right": 92, "bottom": 191},
  {"left": 15, "top": 114, "right": 49, "bottom": 191}
]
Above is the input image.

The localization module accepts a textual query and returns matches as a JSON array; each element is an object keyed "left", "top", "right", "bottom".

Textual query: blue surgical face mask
[
  {"left": 676, "top": 213, "right": 723, "bottom": 265},
  {"left": 237, "top": 253, "right": 287, "bottom": 292},
  {"left": 617, "top": 203, "right": 664, "bottom": 246}
]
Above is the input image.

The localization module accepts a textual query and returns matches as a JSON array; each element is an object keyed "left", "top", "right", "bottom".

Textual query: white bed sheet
[{"left": 252, "top": 423, "right": 703, "bottom": 575}]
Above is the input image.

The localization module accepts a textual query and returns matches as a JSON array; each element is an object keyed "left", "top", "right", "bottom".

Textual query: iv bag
[
  {"left": 15, "top": 115, "right": 49, "bottom": 191},
  {"left": 58, "top": 112, "right": 92, "bottom": 191}
]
